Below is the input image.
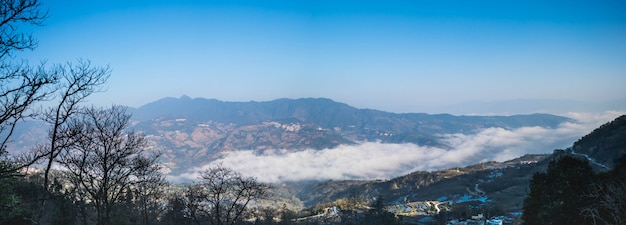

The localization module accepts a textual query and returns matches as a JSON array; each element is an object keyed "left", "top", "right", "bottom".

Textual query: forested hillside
[{"left": 571, "top": 115, "right": 626, "bottom": 168}]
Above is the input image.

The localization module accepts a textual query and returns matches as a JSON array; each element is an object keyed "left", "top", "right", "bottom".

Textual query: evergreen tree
[
  {"left": 361, "top": 195, "right": 400, "bottom": 225},
  {"left": 0, "top": 176, "right": 20, "bottom": 222},
  {"left": 522, "top": 156, "right": 594, "bottom": 224}
]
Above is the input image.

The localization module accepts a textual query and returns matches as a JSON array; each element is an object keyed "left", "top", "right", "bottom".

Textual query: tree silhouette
[
  {"left": 0, "top": 1, "right": 58, "bottom": 223},
  {"left": 38, "top": 60, "right": 110, "bottom": 192},
  {"left": 57, "top": 105, "right": 161, "bottom": 225},
  {"left": 361, "top": 194, "right": 400, "bottom": 225},
  {"left": 581, "top": 154, "right": 626, "bottom": 225},
  {"left": 185, "top": 165, "right": 270, "bottom": 225},
  {"left": 522, "top": 156, "right": 594, "bottom": 224},
  {"left": 0, "top": 0, "right": 57, "bottom": 179}
]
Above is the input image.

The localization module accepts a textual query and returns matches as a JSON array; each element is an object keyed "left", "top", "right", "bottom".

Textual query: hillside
[
  {"left": 288, "top": 154, "right": 550, "bottom": 210},
  {"left": 296, "top": 114, "right": 626, "bottom": 212},
  {"left": 570, "top": 115, "right": 626, "bottom": 168}
]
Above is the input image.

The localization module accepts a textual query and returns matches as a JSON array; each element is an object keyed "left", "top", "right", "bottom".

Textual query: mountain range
[{"left": 126, "top": 96, "right": 571, "bottom": 174}]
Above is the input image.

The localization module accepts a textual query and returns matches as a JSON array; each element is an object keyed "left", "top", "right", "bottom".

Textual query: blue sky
[{"left": 19, "top": 0, "right": 626, "bottom": 113}]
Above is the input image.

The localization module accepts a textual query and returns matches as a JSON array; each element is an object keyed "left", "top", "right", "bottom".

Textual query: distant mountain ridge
[
  {"left": 127, "top": 96, "right": 572, "bottom": 174},
  {"left": 132, "top": 96, "right": 571, "bottom": 133}
]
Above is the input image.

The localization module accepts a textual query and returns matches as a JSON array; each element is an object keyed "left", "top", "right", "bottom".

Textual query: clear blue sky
[{"left": 20, "top": 0, "right": 626, "bottom": 113}]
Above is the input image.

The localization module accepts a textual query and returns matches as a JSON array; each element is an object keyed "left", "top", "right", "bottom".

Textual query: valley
[
  {"left": 126, "top": 96, "right": 573, "bottom": 177},
  {"left": 4, "top": 96, "right": 624, "bottom": 224}
]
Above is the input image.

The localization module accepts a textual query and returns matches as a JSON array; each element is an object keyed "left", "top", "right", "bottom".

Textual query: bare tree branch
[
  {"left": 0, "top": 0, "right": 53, "bottom": 179},
  {"left": 40, "top": 59, "right": 110, "bottom": 190},
  {"left": 1, "top": 62, "right": 57, "bottom": 178},
  {"left": 186, "top": 165, "right": 270, "bottom": 225},
  {"left": 0, "top": 0, "right": 47, "bottom": 59}
]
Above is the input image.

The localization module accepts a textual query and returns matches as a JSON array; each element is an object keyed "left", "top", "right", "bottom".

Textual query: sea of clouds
[{"left": 172, "top": 111, "right": 624, "bottom": 183}]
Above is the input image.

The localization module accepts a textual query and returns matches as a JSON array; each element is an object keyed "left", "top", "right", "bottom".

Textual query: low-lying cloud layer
[{"left": 174, "top": 111, "right": 624, "bottom": 183}]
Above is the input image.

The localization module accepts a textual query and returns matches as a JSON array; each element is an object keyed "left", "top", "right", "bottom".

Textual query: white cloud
[{"left": 172, "top": 111, "right": 624, "bottom": 183}]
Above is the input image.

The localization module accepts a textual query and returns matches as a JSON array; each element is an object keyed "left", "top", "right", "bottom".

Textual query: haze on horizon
[{"left": 19, "top": 0, "right": 626, "bottom": 114}]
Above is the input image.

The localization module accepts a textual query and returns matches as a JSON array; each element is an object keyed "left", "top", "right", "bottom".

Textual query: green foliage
[
  {"left": 521, "top": 154, "right": 626, "bottom": 225},
  {"left": 0, "top": 172, "right": 83, "bottom": 225},
  {"left": 0, "top": 176, "right": 21, "bottom": 222},
  {"left": 522, "top": 115, "right": 626, "bottom": 225}
]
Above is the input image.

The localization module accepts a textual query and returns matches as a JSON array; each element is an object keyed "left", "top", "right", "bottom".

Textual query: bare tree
[
  {"left": 133, "top": 158, "right": 167, "bottom": 225},
  {"left": 57, "top": 105, "right": 161, "bottom": 225},
  {"left": 0, "top": 0, "right": 46, "bottom": 58},
  {"left": 24, "top": 60, "right": 110, "bottom": 224},
  {"left": 0, "top": 0, "right": 56, "bottom": 178},
  {"left": 38, "top": 59, "right": 110, "bottom": 189},
  {"left": 0, "top": 0, "right": 110, "bottom": 182},
  {"left": 0, "top": 2, "right": 113, "bottom": 223},
  {"left": 186, "top": 165, "right": 270, "bottom": 225},
  {"left": 581, "top": 180, "right": 626, "bottom": 225},
  {"left": 184, "top": 184, "right": 210, "bottom": 225},
  {"left": 0, "top": 64, "right": 56, "bottom": 176}
]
